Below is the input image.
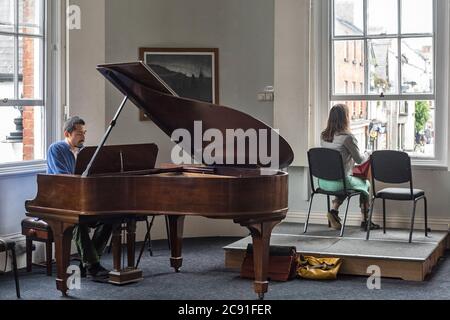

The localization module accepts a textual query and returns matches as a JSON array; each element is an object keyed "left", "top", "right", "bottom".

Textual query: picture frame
[{"left": 138, "top": 47, "right": 219, "bottom": 121}]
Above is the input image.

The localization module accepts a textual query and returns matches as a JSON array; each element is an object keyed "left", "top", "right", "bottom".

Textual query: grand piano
[{"left": 25, "top": 62, "right": 294, "bottom": 299}]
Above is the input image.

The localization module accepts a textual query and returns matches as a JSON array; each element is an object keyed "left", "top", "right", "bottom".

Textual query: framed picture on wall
[{"left": 138, "top": 47, "right": 220, "bottom": 121}]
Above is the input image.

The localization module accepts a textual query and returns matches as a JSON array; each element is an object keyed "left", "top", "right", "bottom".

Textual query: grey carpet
[{"left": 0, "top": 235, "right": 449, "bottom": 300}]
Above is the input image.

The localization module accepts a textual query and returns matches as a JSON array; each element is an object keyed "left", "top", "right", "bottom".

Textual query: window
[
  {"left": 331, "top": 0, "right": 436, "bottom": 159},
  {"left": 0, "top": 0, "right": 45, "bottom": 165}
]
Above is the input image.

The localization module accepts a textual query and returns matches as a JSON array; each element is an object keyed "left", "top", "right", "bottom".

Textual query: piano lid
[{"left": 98, "top": 62, "right": 294, "bottom": 169}]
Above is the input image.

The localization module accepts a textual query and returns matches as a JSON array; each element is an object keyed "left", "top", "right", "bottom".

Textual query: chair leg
[
  {"left": 366, "top": 198, "right": 376, "bottom": 240},
  {"left": 423, "top": 197, "right": 428, "bottom": 237},
  {"left": 327, "top": 195, "right": 331, "bottom": 228},
  {"left": 382, "top": 199, "right": 386, "bottom": 234},
  {"left": 147, "top": 216, "right": 156, "bottom": 256},
  {"left": 165, "top": 215, "right": 171, "bottom": 251},
  {"left": 107, "top": 237, "right": 112, "bottom": 254},
  {"left": 304, "top": 193, "right": 315, "bottom": 234},
  {"left": 46, "top": 240, "right": 53, "bottom": 276},
  {"left": 409, "top": 200, "right": 418, "bottom": 243},
  {"left": 10, "top": 247, "right": 20, "bottom": 299},
  {"left": 339, "top": 196, "right": 352, "bottom": 237},
  {"left": 136, "top": 219, "right": 151, "bottom": 269},
  {"left": 26, "top": 238, "right": 32, "bottom": 273}
]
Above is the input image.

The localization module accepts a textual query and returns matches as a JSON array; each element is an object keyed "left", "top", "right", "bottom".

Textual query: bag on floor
[
  {"left": 297, "top": 255, "right": 342, "bottom": 280},
  {"left": 240, "top": 244, "right": 298, "bottom": 282}
]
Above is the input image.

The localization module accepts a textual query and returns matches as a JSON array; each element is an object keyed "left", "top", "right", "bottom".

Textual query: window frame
[
  {"left": 320, "top": 0, "right": 449, "bottom": 167},
  {"left": 0, "top": 0, "right": 63, "bottom": 176},
  {"left": 331, "top": 0, "right": 436, "bottom": 101},
  {"left": 0, "top": 0, "right": 45, "bottom": 107}
]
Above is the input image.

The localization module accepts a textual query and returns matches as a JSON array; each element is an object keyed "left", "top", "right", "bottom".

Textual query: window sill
[
  {"left": 411, "top": 159, "right": 447, "bottom": 171},
  {"left": 0, "top": 161, "right": 47, "bottom": 178},
  {"left": 293, "top": 160, "right": 448, "bottom": 171}
]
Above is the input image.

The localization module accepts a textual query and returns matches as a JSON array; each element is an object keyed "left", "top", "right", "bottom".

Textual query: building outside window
[
  {"left": 331, "top": 0, "right": 435, "bottom": 158},
  {"left": 0, "top": 0, "right": 45, "bottom": 165}
]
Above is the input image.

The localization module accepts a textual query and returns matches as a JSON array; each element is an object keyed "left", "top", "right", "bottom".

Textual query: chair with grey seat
[
  {"left": 0, "top": 238, "right": 20, "bottom": 298},
  {"left": 366, "top": 150, "right": 428, "bottom": 243},
  {"left": 304, "top": 148, "right": 362, "bottom": 237}
]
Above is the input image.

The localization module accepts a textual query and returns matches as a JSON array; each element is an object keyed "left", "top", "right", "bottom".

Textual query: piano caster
[
  {"left": 171, "top": 257, "right": 183, "bottom": 273},
  {"left": 258, "top": 293, "right": 265, "bottom": 300}
]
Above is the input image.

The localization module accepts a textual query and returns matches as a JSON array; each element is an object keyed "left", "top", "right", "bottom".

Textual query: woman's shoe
[
  {"left": 327, "top": 210, "right": 342, "bottom": 230},
  {"left": 361, "top": 220, "right": 381, "bottom": 231}
]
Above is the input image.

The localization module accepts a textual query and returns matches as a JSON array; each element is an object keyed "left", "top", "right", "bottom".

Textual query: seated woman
[{"left": 320, "top": 104, "right": 381, "bottom": 231}]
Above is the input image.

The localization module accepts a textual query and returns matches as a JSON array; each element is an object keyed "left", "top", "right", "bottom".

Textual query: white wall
[
  {"left": 3, "top": 0, "right": 448, "bottom": 247},
  {"left": 68, "top": 0, "right": 106, "bottom": 145},
  {"left": 287, "top": 166, "right": 450, "bottom": 231},
  {"left": 104, "top": 0, "right": 275, "bottom": 239},
  {"left": 276, "top": 2, "right": 450, "bottom": 231},
  {"left": 274, "top": 0, "right": 310, "bottom": 167},
  {"left": 104, "top": 0, "right": 450, "bottom": 237},
  {"left": 0, "top": 172, "right": 46, "bottom": 272},
  {"left": 0, "top": 0, "right": 106, "bottom": 271},
  {"left": 0, "top": 173, "right": 41, "bottom": 235}
]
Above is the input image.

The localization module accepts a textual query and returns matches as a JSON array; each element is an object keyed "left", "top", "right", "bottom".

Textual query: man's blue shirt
[{"left": 47, "top": 141, "right": 76, "bottom": 174}]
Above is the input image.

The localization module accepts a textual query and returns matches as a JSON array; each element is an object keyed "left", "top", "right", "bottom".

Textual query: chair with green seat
[
  {"left": 304, "top": 148, "right": 362, "bottom": 237},
  {"left": 366, "top": 150, "right": 428, "bottom": 243}
]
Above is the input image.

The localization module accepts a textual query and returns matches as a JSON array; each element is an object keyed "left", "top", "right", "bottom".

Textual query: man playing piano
[{"left": 47, "top": 116, "right": 112, "bottom": 279}]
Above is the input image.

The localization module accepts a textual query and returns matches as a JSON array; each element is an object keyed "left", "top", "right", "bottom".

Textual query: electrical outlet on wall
[
  {"left": 257, "top": 93, "right": 267, "bottom": 101},
  {"left": 264, "top": 92, "right": 274, "bottom": 101},
  {"left": 257, "top": 86, "right": 275, "bottom": 102}
]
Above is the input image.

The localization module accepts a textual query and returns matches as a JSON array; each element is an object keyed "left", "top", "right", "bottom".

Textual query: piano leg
[
  {"left": 167, "top": 215, "right": 185, "bottom": 273},
  {"left": 111, "top": 223, "right": 122, "bottom": 272},
  {"left": 126, "top": 219, "right": 137, "bottom": 268},
  {"left": 109, "top": 219, "right": 143, "bottom": 285},
  {"left": 45, "top": 220, "right": 75, "bottom": 297},
  {"left": 239, "top": 218, "right": 282, "bottom": 300}
]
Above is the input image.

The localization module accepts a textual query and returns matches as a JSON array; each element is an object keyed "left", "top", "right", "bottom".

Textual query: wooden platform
[{"left": 224, "top": 223, "right": 449, "bottom": 281}]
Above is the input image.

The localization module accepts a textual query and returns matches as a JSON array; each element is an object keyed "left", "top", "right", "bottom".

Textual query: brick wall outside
[{"left": 22, "top": 0, "right": 35, "bottom": 161}]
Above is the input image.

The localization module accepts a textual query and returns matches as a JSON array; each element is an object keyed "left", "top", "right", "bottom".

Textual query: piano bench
[{"left": 21, "top": 218, "right": 54, "bottom": 276}]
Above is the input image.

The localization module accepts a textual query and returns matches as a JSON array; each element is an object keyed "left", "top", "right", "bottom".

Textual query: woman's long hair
[{"left": 321, "top": 104, "right": 351, "bottom": 142}]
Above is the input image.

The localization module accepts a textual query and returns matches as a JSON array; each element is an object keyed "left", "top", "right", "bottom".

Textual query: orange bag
[{"left": 297, "top": 255, "right": 342, "bottom": 280}]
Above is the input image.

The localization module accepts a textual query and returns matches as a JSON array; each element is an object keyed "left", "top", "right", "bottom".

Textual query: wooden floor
[{"left": 224, "top": 223, "right": 449, "bottom": 281}]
